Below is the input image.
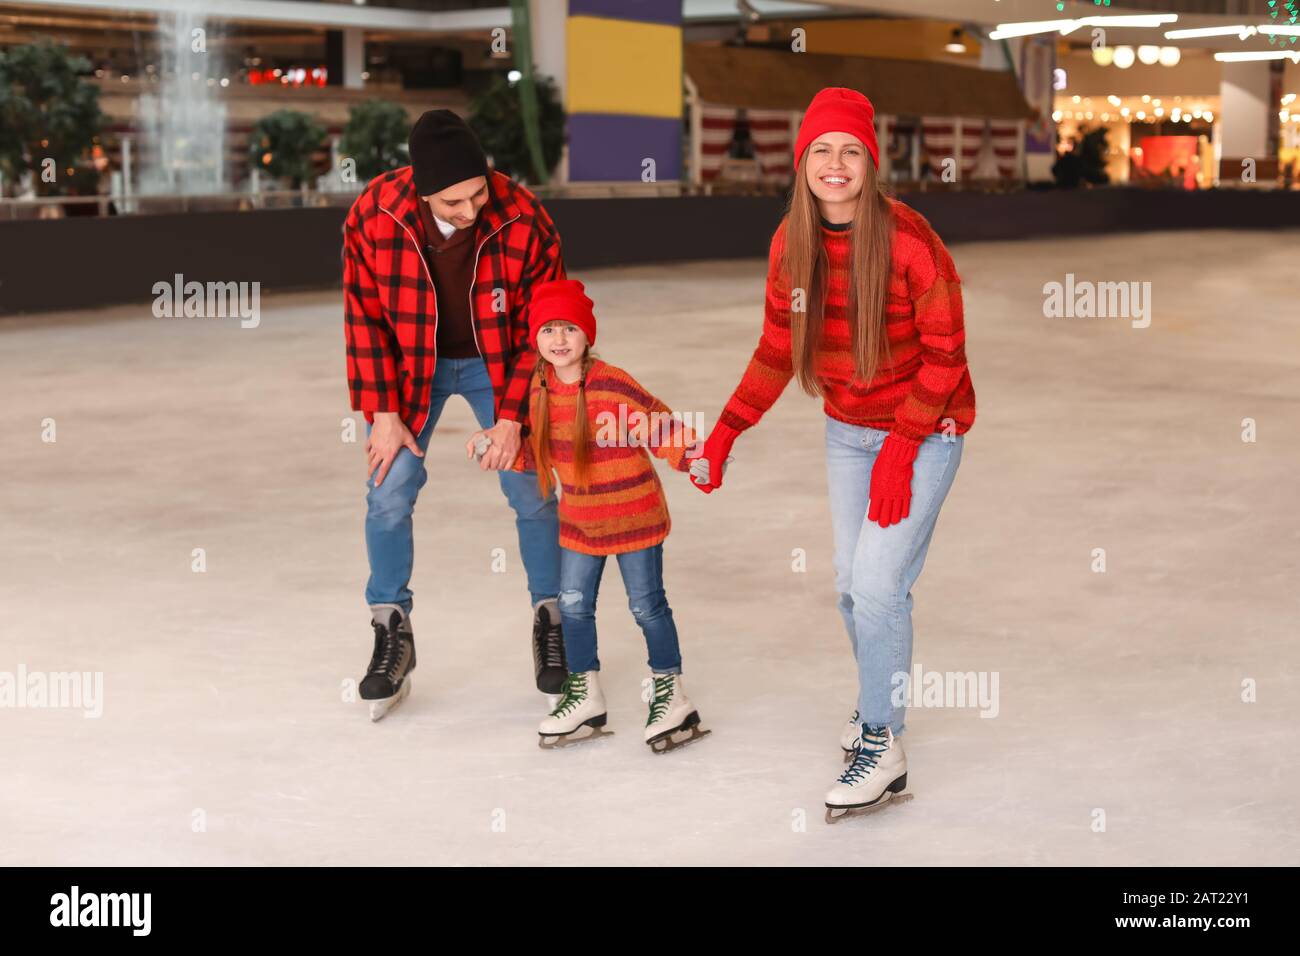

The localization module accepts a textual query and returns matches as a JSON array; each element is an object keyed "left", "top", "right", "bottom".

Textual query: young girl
[
  {"left": 695, "top": 87, "right": 975, "bottom": 820},
  {"left": 517, "top": 278, "right": 711, "bottom": 754}
]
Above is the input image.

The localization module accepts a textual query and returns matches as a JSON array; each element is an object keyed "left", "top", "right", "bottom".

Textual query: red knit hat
[
  {"left": 793, "top": 87, "right": 879, "bottom": 170},
  {"left": 529, "top": 278, "right": 597, "bottom": 348}
]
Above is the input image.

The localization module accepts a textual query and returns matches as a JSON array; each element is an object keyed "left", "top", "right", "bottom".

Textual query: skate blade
[
  {"left": 367, "top": 678, "right": 411, "bottom": 722},
  {"left": 648, "top": 723, "right": 712, "bottom": 755},
  {"left": 824, "top": 790, "right": 913, "bottom": 825},
  {"left": 538, "top": 724, "right": 614, "bottom": 750}
]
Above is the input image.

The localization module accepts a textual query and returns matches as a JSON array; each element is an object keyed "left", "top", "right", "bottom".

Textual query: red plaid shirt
[{"left": 343, "top": 166, "right": 565, "bottom": 436}]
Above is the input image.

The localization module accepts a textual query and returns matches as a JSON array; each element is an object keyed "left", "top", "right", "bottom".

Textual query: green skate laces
[
  {"left": 551, "top": 673, "right": 589, "bottom": 718},
  {"left": 839, "top": 725, "right": 890, "bottom": 785},
  {"left": 646, "top": 675, "right": 675, "bottom": 726}
]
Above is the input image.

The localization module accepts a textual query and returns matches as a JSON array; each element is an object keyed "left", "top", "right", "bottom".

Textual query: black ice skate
[
  {"left": 532, "top": 600, "right": 568, "bottom": 694},
  {"left": 360, "top": 604, "right": 416, "bottom": 721}
]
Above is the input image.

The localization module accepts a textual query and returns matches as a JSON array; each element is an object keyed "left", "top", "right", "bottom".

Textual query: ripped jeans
[{"left": 557, "top": 544, "right": 682, "bottom": 675}]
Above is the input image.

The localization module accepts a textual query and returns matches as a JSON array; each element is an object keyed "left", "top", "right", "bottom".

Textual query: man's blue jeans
[{"left": 364, "top": 357, "right": 560, "bottom": 613}]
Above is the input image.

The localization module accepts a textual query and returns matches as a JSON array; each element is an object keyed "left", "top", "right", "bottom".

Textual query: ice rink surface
[{"left": 1, "top": 229, "right": 1297, "bottom": 865}]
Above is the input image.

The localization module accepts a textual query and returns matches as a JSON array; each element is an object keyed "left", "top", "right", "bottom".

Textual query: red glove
[
  {"left": 693, "top": 422, "right": 740, "bottom": 494},
  {"left": 868, "top": 435, "right": 921, "bottom": 528}
]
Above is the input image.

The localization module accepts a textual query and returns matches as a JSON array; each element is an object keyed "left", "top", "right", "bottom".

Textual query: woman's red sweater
[{"left": 717, "top": 199, "right": 976, "bottom": 442}]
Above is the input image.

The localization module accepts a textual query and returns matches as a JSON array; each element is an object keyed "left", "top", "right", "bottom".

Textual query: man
[{"left": 342, "top": 109, "right": 566, "bottom": 720}]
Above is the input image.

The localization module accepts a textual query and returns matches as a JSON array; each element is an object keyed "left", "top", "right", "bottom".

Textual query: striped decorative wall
[
  {"left": 697, "top": 105, "right": 794, "bottom": 185},
  {"left": 922, "top": 118, "right": 1023, "bottom": 180}
]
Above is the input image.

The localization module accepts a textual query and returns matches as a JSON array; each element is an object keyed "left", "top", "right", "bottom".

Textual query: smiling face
[
  {"left": 803, "top": 131, "right": 869, "bottom": 220},
  {"left": 536, "top": 320, "right": 588, "bottom": 373},
  {"left": 425, "top": 175, "right": 488, "bottom": 229}
]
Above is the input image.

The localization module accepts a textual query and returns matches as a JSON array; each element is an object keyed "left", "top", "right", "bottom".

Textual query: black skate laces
[
  {"left": 646, "top": 675, "right": 675, "bottom": 726},
  {"left": 369, "top": 620, "right": 406, "bottom": 679},
  {"left": 552, "top": 673, "right": 588, "bottom": 717},
  {"left": 839, "top": 726, "right": 890, "bottom": 785},
  {"left": 534, "top": 608, "right": 566, "bottom": 669}
]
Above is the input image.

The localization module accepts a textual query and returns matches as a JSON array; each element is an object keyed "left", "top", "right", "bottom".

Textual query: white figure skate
[
  {"left": 824, "top": 725, "right": 911, "bottom": 823},
  {"left": 538, "top": 671, "right": 613, "bottom": 749},
  {"left": 644, "top": 674, "right": 711, "bottom": 754}
]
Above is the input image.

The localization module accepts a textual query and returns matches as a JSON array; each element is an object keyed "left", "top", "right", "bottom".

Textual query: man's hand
[
  {"left": 466, "top": 419, "right": 523, "bottom": 471},
  {"left": 367, "top": 412, "right": 422, "bottom": 487}
]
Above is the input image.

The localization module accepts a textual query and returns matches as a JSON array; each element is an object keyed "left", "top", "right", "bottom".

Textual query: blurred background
[{"left": 0, "top": 0, "right": 1297, "bottom": 312}]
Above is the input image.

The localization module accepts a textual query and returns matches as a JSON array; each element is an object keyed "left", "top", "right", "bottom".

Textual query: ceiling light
[
  {"left": 1254, "top": 25, "right": 1300, "bottom": 37},
  {"left": 1216, "top": 51, "right": 1300, "bottom": 63},
  {"left": 989, "top": 14, "right": 1178, "bottom": 41},
  {"left": 1165, "top": 26, "right": 1255, "bottom": 41}
]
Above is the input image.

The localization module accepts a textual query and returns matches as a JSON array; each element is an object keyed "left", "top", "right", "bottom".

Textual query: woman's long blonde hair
[
  {"left": 782, "top": 151, "right": 894, "bottom": 395},
  {"left": 529, "top": 347, "right": 597, "bottom": 499}
]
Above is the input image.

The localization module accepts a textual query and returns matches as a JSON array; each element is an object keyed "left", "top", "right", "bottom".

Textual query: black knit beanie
[{"left": 408, "top": 109, "right": 489, "bottom": 197}]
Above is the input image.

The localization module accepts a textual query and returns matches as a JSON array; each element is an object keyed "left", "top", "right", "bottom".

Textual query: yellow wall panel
[{"left": 567, "top": 16, "right": 682, "bottom": 118}]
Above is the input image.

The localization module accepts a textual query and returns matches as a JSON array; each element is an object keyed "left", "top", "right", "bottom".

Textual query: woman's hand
[
  {"left": 689, "top": 454, "right": 732, "bottom": 488},
  {"left": 367, "top": 412, "right": 423, "bottom": 487},
  {"left": 867, "top": 435, "right": 921, "bottom": 527},
  {"left": 692, "top": 423, "right": 740, "bottom": 494}
]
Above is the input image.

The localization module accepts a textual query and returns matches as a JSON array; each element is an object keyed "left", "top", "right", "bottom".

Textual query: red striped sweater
[
  {"left": 525, "top": 359, "right": 698, "bottom": 556},
  {"left": 719, "top": 199, "right": 975, "bottom": 441}
]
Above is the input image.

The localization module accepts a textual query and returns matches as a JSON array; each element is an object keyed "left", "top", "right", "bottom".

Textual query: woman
[{"left": 694, "top": 88, "right": 975, "bottom": 820}]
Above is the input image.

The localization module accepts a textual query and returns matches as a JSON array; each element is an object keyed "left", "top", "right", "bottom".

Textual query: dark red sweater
[{"left": 415, "top": 197, "right": 479, "bottom": 360}]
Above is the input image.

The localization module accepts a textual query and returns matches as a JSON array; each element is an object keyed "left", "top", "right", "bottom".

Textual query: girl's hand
[
  {"left": 693, "top": 423, "right": 740, "bottom": 494},
  {"left": 689, "top": 456, "right": 732, "bottom": 487},
  {"left": 465, "top": 431, "right": 489, "bottom": 463},
  {"left": 466, "top": 420, "right": 523, "bottom": 471}
]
